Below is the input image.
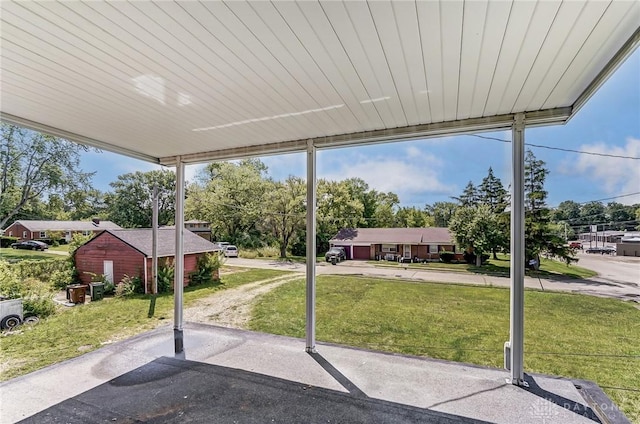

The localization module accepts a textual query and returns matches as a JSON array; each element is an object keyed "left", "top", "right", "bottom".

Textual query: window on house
[
  {"left": 8, "top": 231, "right": 12, "bottom": 237},
  {"left": 23, "top": 231, "right": 28, "bottom": 238},
  {"left": 428, "top": 244, "right": 439, "bottom": 253},
  {"left": 82, "top": 230, "right": 92, "bottom": 236},
  {"left": 381, "top": 244, "right": 397, "bottom": 253},
  {"left": 40, "top": 231, "right": 47, "bottom": 238}
]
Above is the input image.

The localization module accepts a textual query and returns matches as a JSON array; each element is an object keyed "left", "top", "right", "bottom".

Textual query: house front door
[
  {"left": 103, "top": 261, "right": 114, "bottom": 284},
  {"left": 403, "top": 244, "right": 411, "bottom": 259}
]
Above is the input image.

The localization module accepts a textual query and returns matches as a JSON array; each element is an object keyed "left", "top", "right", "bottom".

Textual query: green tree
[
  {"left": 425, "top": 201, "right": 458, "bottom": 227},
  {"left": 524, "top": 150, "right": 575, "bottom": 265},
  {"left": 105, "top": 169, "right": 176, "bottom": 228},
  {"left": 524, "top": 150, "right": 548, "bottom": 213},
  {"left": 342, "top": 178, "right": 379, "bottom": 227},
  {"left": 395, "top": 206, "right": 433, "bottom": 227},
  {"left": 606, "top": 202, "right": 635, "bottom": 230},
  {"left": 316, "top": 179, "right": 365, "bottom": 252},
  {"left": 185, "top": 159, "right": 268, "bottom": 246},
  {"left": 449, "top": 204, "right": 503, "bottom": 266},
  {"left": 579, "top": 201, "right": 606, "bottom": 233},
  {"left": 261, "top": 176, "right": 307, "bottom": 258},
  {"left": 372, "top": 192, "right": 399, "bottom": 227},
  {"left": 478, "top": 167, "right": 507, "bottom": 213},
  {"left": 0, "top": 124, "right": 95, "bottom": 228},
  {"left": 454, "top": 181, "right": 479, "bottom": 207}
]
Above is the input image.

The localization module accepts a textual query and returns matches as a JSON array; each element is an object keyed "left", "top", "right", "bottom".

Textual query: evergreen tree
[
  {"left": 454, "top": 181, "right": 479, "bottom": 207},
  {"left": 523, "top": 150, "right": 575, "bottom": 266},
  {"left": 478, "top": 167, "right": 507, "bottom": 213},
  {"left": 524, "top": 150, "right": 548, "bottom": 213}
]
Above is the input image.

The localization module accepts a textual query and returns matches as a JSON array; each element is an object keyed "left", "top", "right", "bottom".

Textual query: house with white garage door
[{"left": 330, "top": 227, "right": 458, "bottom": 262}]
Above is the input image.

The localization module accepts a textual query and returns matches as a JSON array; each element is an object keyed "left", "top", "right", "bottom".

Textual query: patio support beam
[
  {"left": 174, "top": 156, "right": 185, "bottom": 359},
  {"left": 305, "top": 140, "right": 317, "bottom": 353},
  {"left": 508, "top": 113, "right": 526, "bottom": 385}
]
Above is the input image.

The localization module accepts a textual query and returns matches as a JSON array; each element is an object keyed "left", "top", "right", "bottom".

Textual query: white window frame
[
  {"left": 23, "top": 231, "right": 28, "bottom": 238},
  {"left": 39, "top": 231, "right": 47, "bottom": 238},
  {"left": 428, "top": 244, "right": 439, "bottom": 253},
  {"left": 82, "top": 230, "right": 92, "bottom": 236},
  {"left": 381, "top": 244, "right": 397, "bottom": 253}
]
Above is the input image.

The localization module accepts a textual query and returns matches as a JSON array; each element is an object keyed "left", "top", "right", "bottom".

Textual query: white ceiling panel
[{"left": 1, "top": 0, "right": 637, "bottom": 164}]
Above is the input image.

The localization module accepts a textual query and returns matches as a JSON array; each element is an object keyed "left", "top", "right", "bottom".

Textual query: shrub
[
  {"left": 157, "top": 259, "right": 175, "bottom": 293},
  {"left": 0, "top": 268, "right": 57, "bottom": 319},
  {"left": 240, "top": 250, "right": 258, "bottom": 259},
  {"left": 0, "top": 236, "right": 18, "bottom": 248},
  {"left": 257, "top": 246, "right": 280, "bottom": 258},
  {"left": 189, "top": 253, "right": 224, "bottom": 285},
  {"left": 49, "top": 269, "right": 75, "bottom": 290},
  {"left": 12, "top": 258, "right": 70, "bottom": 283},
  {"left": 115, "top": 274, "right": 142, "bottom": 297},
  {"left": 439, "top": 251, "right": 455, "bottom": 263}
]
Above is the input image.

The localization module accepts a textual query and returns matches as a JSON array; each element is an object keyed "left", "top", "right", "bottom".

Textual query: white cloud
[
  {"left": 571, "top": 137, "right": 640, "bottom": 204},
  {"left": 319, "top": 146, "right": 454, "bottom": 200}
]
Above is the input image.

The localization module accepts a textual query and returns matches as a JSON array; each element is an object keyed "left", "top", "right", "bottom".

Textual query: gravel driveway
[{"left": 184, "top": 274, "right": 301, "bottom": 329}]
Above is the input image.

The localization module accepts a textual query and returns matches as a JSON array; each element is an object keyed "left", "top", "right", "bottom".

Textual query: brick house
[
  {"left": 3, "top": 219, "right": 121, "bottom": 242},
  {"left": 330, "top": 227, "right": 459, "bottom": 261},
  {"left": 74, "top": 228, "right": 221, "bottom": 293}
]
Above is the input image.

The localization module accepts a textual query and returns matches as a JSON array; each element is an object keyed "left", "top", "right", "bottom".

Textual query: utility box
[
  {"left": 67, "top": 285, "right": 86, "bottom": 304},
  {"left": 90, "top": 283, "right": 105, "bottom": 301}
]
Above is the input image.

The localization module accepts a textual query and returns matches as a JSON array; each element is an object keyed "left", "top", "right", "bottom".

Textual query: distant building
[
  {"left": 330, "top": 227, "right": 457, "bottom": 261},
  {"left": 184, "top": 220, "right": 212, "bottom": 241},
  {"left": 3, "top": 219, "right": 121, "bottom": 242},
  {"left": 616, "top": 232, "right": 640, "bottom": 257}
]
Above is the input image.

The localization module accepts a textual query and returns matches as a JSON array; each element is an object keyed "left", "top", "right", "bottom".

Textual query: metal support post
[
  {"left": 305, "top": 140, "right": 317, "bottom": 353},
  {"left": 152, "top": 184, "right": 158, "bottom": 295},
  {"left": 174, "top": 157, "right": 185, "bottom": 359},
  {"left": 506, "top": 113, "right": 526, "bottom": 386}
]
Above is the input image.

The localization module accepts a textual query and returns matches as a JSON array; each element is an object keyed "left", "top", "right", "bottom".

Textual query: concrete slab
[{"left": 0, "top": 323, "right": 629, "bottom": 424}]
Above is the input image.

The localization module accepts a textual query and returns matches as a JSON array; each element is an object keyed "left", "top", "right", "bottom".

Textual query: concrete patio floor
[{"left": 0, "top": 323, "right": 629, "bottom": 423}]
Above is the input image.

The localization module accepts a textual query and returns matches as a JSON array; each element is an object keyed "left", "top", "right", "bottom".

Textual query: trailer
[{"left": 0, "top": 298, "right": 24, "bottom": 330}]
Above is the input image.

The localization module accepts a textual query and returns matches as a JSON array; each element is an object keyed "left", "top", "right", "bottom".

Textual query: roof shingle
[{"left": 99, "top": 228, "right": 220, "bottom": 257}]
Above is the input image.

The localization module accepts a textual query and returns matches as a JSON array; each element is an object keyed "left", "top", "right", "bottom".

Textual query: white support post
[
  {"left": 305, "top": 140, "right": 317, "bottom": 353},
  {"left": 152, "top": 184, "right": 158, "bottom": 295},
  {"left": 174, "top": 157, "right": 185, "bottom": 359},
  {"left": 507, "top": 113, "right": 526, "bottom": 385}
]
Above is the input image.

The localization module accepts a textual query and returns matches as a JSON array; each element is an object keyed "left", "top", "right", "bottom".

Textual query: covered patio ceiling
[{"left": 1, "top": 0, "right": 638, "bottom": 165}]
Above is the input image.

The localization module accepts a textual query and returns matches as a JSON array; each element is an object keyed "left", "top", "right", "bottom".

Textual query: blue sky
[{"left": 82, "top": 50, "right": 640, "bottom": 208}]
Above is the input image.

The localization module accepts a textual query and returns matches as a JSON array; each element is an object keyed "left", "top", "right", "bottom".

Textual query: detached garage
[{"left": 75, "top": 228, "right": 220, "bottom": 293}]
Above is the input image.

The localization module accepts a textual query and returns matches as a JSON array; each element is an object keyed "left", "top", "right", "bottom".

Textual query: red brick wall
[
  {"left": 5, "top": 222, "right": 32, "bottom": 240},
  {"left": 144, "top": 253, "right": 204, "bottom": 293}
]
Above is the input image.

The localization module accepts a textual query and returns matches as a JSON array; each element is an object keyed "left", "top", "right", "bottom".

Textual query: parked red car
[{"left": 569, "top": 242, "right": 582, "bottom": 250}]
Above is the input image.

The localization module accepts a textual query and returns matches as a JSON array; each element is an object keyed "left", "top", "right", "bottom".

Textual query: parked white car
[{"left": 223, "top": 245, "right": 238, "bottom": 257}]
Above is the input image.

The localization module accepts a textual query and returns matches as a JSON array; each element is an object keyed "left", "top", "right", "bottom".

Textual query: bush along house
[
  {"left": 330, "top": 227, "right": 461, "bottom": 262},
  {"left": 74, "top": 228, "right": 221, "bottom": 293}
]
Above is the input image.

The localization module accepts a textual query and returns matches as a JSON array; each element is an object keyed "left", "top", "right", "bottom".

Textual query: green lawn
[
  {"left": 250, "top": 275, "right": 640, "bottom": 421},
  {"left": 0, "top": 247, "right": 64, "bottom": 262},
  {"left": 370, "top": 254, "right": 597, "bottom": 279},
  {"left": 0, "top": 268, "right": 290, "bottom": 381}
]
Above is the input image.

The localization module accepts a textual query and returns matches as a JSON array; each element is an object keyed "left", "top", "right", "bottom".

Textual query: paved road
[
  {"left": 225, "top": 257, "right": 640, "bottom": 302},
  {"left": 574, "top": 251, "right": 639, "bottom": 286}
]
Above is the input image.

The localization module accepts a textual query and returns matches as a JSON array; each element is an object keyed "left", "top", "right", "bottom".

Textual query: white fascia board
[{"left": 159, "top": 108, "right": 571, "bottom": 166}]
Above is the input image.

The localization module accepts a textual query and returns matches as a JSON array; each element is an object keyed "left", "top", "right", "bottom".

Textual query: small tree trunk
[
  {"left": 476, "top": 254, "right": 482, "bottom": 267},
  {"left": 492, "top": 248, "right": 498, "bottom": 260},
  {"left": 280, "top": 245, "right": 287, "bottom": 258}
]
